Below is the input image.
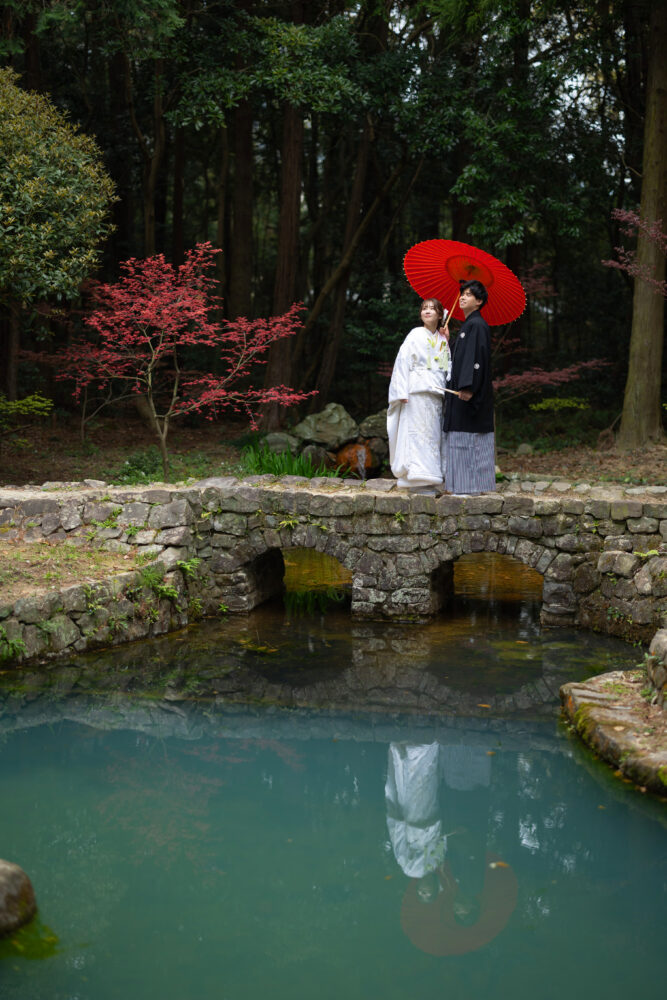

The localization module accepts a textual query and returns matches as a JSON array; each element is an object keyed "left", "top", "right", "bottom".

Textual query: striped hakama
[{"left": 443, "top": 431, "right": 495, "bottom": 495}]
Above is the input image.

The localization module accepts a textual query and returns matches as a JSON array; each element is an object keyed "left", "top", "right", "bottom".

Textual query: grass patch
[
  {"left": 239, "top": 444, "right": 341, "bottom": 478},
  {"left": 0, "top": 540, "right": 141, "bottom": 603},
  {"left": 102, "top": 447, "right": 237, "bottom": 485}
]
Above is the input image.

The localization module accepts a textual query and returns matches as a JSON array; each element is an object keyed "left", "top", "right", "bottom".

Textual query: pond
[{"left": 0, "top": 552, "right": 665, "bottom": 1000}]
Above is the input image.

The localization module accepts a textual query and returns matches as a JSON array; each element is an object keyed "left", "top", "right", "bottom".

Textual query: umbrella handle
[
  {"left": 447, "top": 288, "right": 459, "bottom": 322},
  {"left": 441, "top": 288, "right": 460, "bottom": 338}
]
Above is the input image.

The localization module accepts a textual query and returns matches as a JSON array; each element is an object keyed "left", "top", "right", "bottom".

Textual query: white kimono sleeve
[{"left": 388, "top": 334, "right": 413, "bottom": 406}]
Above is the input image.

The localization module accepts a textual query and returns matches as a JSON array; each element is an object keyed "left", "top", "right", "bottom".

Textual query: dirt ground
[
  {"left": 0, "top": 413, "right": 244, "bottom": 488},
  {"left": 2, "top": 412, "right": 666, "bottom": 487}
]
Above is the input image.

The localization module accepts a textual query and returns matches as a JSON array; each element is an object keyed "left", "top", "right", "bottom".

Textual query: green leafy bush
[{"left": 0, "top": 392, "right": 53, "bottom": 448}]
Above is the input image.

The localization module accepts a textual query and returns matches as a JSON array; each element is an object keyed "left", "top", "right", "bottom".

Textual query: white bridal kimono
[
  {"left": 387, "top": 325, "right": 451, "bottom": 488},
  {"left": 385, "top": 743, "right": 445, "bottom": 879}
]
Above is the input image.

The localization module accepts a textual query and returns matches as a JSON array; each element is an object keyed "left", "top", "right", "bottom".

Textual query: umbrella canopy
[{"left": 404, "top": 239, "right": 526, "bottom": 326}]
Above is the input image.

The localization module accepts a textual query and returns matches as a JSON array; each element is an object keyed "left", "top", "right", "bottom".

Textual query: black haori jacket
[{"left": 442, "top": 310, "right": 495, "bottom": 434}]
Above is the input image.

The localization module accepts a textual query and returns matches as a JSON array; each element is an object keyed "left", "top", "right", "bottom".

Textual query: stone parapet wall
[{"left": 1, "top": 477, "right": 667, "bottom": 703}]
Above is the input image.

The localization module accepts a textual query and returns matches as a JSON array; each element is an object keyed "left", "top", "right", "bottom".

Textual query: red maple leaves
[{"left": 40, "top": 243, "right": 313, "bottom": 475}]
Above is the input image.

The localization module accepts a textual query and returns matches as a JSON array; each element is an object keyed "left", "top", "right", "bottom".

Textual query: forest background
[{"left": 0, "top": 0, "right": 665, "bottom": 482}]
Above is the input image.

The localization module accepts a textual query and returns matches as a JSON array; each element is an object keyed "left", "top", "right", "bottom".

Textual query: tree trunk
[
  {"left": 108, "top": 51, "right": 134, "bottom": 258},
  {"left": 6, "top": 301, "right": 21, "bottom": 401},
  {"left": 125, "top": 55, "right": 168, "bottom": 256},
  {"left": 172, "top": 126, "right": 185, "bottom": 265},
  {"left": 262, "top": 101, "right": 304, "bottom": 428},
  {"left": 22, "top": 12, "right": 41, "bottom": 92},
  {"left": 617, "top": 0, "right": 667, "bottom": 449},
  {"left": 313, "top": 120, "right": 372, "bottom": 402},
  {"left": 228, "top": 97, "right": 254, "bottom": 318},
  {"left": 215, "top": 125, "right": 230, "bottom": 310}
]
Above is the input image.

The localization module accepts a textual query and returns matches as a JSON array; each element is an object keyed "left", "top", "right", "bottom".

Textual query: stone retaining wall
[
  {"left": 1, "top": 477, "right": 666, "bottom": 707},
  {"left": 648, "top": 629, "right": 667, "bottom": 708}
]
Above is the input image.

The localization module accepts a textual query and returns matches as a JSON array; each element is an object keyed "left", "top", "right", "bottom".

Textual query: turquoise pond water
[{"left": 0, "top": 553, "right": 665, "bottom": 999}]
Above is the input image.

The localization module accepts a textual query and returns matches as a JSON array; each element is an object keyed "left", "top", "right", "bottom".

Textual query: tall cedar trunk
[
  {"left": 617, "top": 0, "right": 667, "bottom": 449},
  {"left": 262, "top": 102, "right": 304, "bottom": 428},
  {"left": 502, "top": 0, "right": 529, "bottom": 343},
  {"left": 228, "top": 98, "right": 254, "bottom": 318},
  {"left": 313, "top": 122, "right": 372, "bottom": 402},
  {"left": 144, "top": 60, "right": 167, "bottom": 256},
  {"left": 172, "top": 126, "right": 185, "bottom": 265},
  {"left": 306, "top": 2, "right": 389, "bottom": 402},
  {"left": 619, "top": 0, "right": 647, "bottom": 196},
  {"left": 216, "top": 126, "right": 230, "bottom": 309},
  {"left": 125, "top": 56, "right": 167, "bottom": 256},
  {"left": 22, "top": 12, "right": 41, "bottom": 91},
  {"left": 6, "top": 301, "right": 21, "bottom": 401},
  {"left": 109, "top": 51, "right": 134, "bottom": 258}
]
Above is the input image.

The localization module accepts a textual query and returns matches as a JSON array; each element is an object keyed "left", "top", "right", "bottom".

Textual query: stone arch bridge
[
  {"left": 2, "top": 476, "right": 666, "bottom": 649},
  {"left": 192, "top": 477, "right": 667, "bottom": 641}
]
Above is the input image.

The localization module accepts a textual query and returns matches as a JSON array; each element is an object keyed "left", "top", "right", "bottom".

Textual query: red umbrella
[{"left": 404, "top": 239, "right": 526, "bottom": 326}]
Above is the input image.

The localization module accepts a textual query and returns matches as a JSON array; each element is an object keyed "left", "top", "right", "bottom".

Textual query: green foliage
[
  {"left": 105, "top": 447, "right": 165, "bottom": 485},
  {"left": 138, "top": 564, "right": 179, "bottom": 603},
  {"left": 251, "top": 14, "right": 362, "bottom": 113},
  {"left": 102, "top": 447, "right": 222, "bottom": 486},
  {"left": 176, "top": 557, "right": 201, "bottom": 579},
  {"left": 497, "top": 399, "right": 613, "bottom": 452},
  {"left": 0, "top": 392, "right": 53, "bottom": 442},
  {"left": 0, "top": 67, "right": 115, "bottom": 306},
  {"left": 529, "top": 397, "right": 590, "bottom": 413},
  {"left": 173, "top": 12, "right": 362, "bottom": 129},
  {"left": 0, "top": 624, "right": 27, "bottom": 661},
  {"left": 240, "top": 444, "right": 341, "bottom": 479}
]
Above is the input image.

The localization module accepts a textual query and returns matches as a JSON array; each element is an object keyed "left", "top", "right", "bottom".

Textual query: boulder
[
  {"left": 367, "top": 436, "right": 388, "bottom": 460},
  {"left": 263, "top": 432, "right": 300, "bottom": 455},
  {"left": 359, "top": 408, "right": 388, "bottom": 440},
  {"left": 0, "top": 860, "right": 37, "bottom": 937},
  {"left": 292, "top": 403, "right": 359, "bottom": 449},
  {"left": 301, "top": 444, "right": 334, "bottom": 471}
]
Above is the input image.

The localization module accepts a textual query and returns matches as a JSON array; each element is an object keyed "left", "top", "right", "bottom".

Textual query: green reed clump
[{"left": 240, "top": 444, "right": 341, "bottom": 478}]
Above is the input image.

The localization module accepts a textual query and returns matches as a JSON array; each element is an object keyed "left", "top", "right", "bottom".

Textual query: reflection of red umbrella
[
  {"left": 404, "top": 239, "right": 526, "bottom": 326},
  {"left": 400, "top": 853, "right": 518, "bottom": 956}
]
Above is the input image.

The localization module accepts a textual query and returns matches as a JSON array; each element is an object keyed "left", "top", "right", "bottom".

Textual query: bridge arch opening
[
  {"left": 282, "top": 548, "right": 353, "bottom": 615},
  {"left": 453, "top": 552, "right": 543, "bottom": 603}
]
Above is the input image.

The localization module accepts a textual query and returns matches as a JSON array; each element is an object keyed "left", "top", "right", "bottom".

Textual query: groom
[{"left": 442, "top": 280, "right": 495, "bottom": 495}]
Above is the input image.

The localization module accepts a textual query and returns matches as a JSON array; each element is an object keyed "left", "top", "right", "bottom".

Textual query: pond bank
[{"left": 561, "top": 657, "right": 667, "bottom": 797}]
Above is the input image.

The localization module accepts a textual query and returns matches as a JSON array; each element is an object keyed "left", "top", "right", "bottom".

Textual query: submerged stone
[{"left": 0, "top": 859, "right": 37, "bottom": 937}]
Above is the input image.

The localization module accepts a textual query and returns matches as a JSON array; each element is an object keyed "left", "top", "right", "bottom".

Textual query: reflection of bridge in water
[
  {"left": 0, "top": 688, "right": 568, "bottom": 752},
  {"left": 0, "top": 544, "right": 638, "bottom": 731}
]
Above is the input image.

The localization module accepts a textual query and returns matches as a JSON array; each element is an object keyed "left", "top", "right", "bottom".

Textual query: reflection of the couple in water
[{"left": 385, "top": 742, "right": 517, "bottom": 955}]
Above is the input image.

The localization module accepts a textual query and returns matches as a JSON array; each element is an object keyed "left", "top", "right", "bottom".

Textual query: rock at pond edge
[{"left": 0, "top": 859, "right": 38, "bottom": 937}]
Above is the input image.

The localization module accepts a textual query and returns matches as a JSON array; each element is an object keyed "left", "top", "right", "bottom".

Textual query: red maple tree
[
  {"left": 602, "top": 209, "right": 667, "bottom": 297},
  {"left": 42, "top": 243, "right": 313, "bottom": 477}
]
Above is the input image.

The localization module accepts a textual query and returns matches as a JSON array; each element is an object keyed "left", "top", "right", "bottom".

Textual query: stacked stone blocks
[{"left": 1, "top": 480, "right": 667, "bottom": 702}]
